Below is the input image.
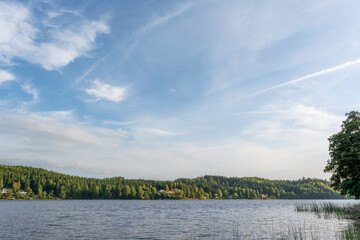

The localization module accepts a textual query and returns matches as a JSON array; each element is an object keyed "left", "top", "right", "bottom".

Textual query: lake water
[{"left": 0, "top": 199, "right": 358, "bottom": 239}]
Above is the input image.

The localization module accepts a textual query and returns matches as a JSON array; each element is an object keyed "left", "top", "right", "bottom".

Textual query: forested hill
[{"left": 0, "top": 165, "right": 347, "bottom": 200}]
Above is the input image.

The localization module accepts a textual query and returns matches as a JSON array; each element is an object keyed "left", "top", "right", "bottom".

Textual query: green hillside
[{"left": 0, "top": 165, "right": 347, "bottom": 200}]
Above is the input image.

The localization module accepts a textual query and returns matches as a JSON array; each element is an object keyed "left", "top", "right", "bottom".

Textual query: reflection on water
[{"left": 0, "top": 199, "right": 358, "bottom": 239}]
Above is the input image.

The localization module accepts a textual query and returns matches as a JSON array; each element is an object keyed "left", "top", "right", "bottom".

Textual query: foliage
[
  {"left": 324, "top": 111, "right": 360, "bottom": 199},
  {"left": 0, "top": 165, "right": 348, "bottom": 200}
]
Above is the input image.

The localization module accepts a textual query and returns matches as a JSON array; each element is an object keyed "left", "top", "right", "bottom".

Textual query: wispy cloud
[
  {"left": 103, "top": 120, "right": 136, "bottom": 126},
  {"left": 138, "top": 128, "right": 181, "bottom": 137},
  {"left": 85, "top": 79, "right": 128, "bottom": 103},
  {"left": 234, "top": 58, "right": 360, "bottom": 101},
  {"left": 34, "top": 110, "right": 75, "bottom": 122},
  {"left": 0, "top": 112, "right": 119, "bottom": 148},
  {"left": 0, "top": 1, "right": 109, "bottom": 71},
  {"left": 21, "top": 83, "right": 39, "bottom": 107},
  {"left": 135, "top": 3, "right": 192, "bottom": 35},
  {"left": 0, "top": 70, "right": 15, "bottom": 85},
  {"left": 22, "top": 84, "right": 39, "bottom": 100},
  {"left": 73, "top": 55, "right": 108, "bottom": 86},
  {"left": 74, "top": 3, "right": 192, "bottom": 86}
]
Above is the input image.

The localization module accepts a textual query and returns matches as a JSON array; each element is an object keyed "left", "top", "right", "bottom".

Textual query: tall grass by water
[
  {"left": 295, "top": 202, "right": 360, "bottom": 220},
  {"left": 192, "top": 202, "right": 360, "bottom": 240},
  {"left": 189, "top": 220, "right": 360, "bottom": 240},
  {"left": 230, "top": 222, "right": 360, "bottom": 240},
  {"left": 293, "top": 202, "right": 360, "bottom": 240}
]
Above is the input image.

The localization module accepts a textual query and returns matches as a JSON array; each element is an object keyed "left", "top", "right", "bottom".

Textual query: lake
[{"left": 0, "top": 199, "right": 358, "bottom": 239}]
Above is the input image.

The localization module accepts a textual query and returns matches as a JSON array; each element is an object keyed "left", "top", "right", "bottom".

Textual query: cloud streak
[
  {"left": 138, "top": 128, "right": 181, "bottom": 137},
  {"left": 73, "top": 55, "right": 108, "bottom": 86},
  {"left": 135, "top": 3, "right": 192, "bottom": 36},
  {"left": 73, "top": 4, "right": 191, "bottom": 86},
  {"left": 235, "top": 57, "right": 360, "bottom": 101}
]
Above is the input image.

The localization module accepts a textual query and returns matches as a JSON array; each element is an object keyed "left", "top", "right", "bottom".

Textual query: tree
[
  {"left": 217, "top": 189, "right": 223, "bottom": 198},
  {"left": 137, "top": 186, "right": 144, "bottom": 199},
  {"left": 37, "top": 183, "right": 43, "bottom": 197},
  {"left": 324, "top": 111, "right": 360, "bottom": 199},
  {"left": 0, "top": 176, "right": 3, "bottom": 189},
  {"left": 59, "top": 185, "right": 67, "bottom": 199},
  {"left": 130, "top": 186, "right": 137, "bottom": 198},
  {"left": 24, "top": 177, "right": 31, "bottom": 193},
  {"left": 12, "top": 181, "right": 20, "bottom": 192},
  {"left": 122, "top": 185, "right": 131, "bottom": 198}
]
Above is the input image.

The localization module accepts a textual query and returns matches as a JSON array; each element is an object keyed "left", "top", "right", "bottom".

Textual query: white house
[
  {"left": 1, "top": 188, "right": 10, "bottom": 194},
  {"left": 18, "top": 190, "right": 28, "bottom": 195}
]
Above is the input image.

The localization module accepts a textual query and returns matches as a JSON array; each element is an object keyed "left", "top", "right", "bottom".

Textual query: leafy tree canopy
[{"left": 324, "top": 111, "right": 360, "bottom": 199}]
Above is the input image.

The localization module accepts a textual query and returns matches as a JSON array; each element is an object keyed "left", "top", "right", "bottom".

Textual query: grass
[
  {"left": 342, "top": 225, "right": 360, "bottom": 240},
  {"left": 294, "top": 202, "right": 360, "bottom": 240},
  {"left": 232, "top": 222, "right": 360, "bottom": 240},
  {"left": 188, "top": 220, "right": 359, "bottom": 240},
  {"left": 295, "top": 202, "right": 360, "bottom": 220},
  {"left": 190, "top": 202, "right": 360, "bottom": 239}
]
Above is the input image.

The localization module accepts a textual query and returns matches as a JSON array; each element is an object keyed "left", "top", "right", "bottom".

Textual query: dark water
[{"left": 0, "top": 199, "right": 357, "bottom": 239}]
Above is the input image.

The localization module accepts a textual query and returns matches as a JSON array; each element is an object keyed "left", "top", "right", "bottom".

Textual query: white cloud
[
  {"left": 225, "top": 105, "right": 345, "bottom": 178},
  {"left": 0, "top": 1, "right": 109, "bottom": 70},
  {"left": 241, "top": 105, "right": 343, "bottom": 173},
  {"left": 244, "top": 105, "right": 342, "bottom": 139},
  {"left": 0, "top": 112, "right": 124, "bottom": 148},
  {"left": 288, "top": 105, "right": 343, "bottom": 130},
  {"left": 0, "top": 111, "right": 186, "bottom": 179},
  {"left": 85, "top": 79, "right": 128, "bottom": 103},
  {"left": 0, "top": 69, "right": 15, "bottom": 84},
  {"left": 0, "top": 105, "right": 343, "bottom": 180}
]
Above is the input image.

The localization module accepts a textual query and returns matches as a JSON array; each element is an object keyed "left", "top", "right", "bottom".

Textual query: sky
[{"left": 1, "top": 0, "right": 360, "bottom": 180}]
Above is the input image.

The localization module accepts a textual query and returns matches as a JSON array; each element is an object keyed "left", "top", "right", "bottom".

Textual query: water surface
[{"left": 0, "top": 199, "right": 357, "bottom": 239}]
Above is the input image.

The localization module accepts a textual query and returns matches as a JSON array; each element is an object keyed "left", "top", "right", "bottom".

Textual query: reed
[
  {"left": 295, "top": 202, "right": 360, "bottom": 220},
  {"left": 341, "top": 224, "right": 360, "bottom": 240}
]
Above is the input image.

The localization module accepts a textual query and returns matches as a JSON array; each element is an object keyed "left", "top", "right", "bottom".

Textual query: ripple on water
[{"left": 0, "top": 199, "right": 359, "bottom": 240}]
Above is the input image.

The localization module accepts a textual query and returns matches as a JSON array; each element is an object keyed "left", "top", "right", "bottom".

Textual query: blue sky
[{"left": 1, "top": 0, "right": 360, "bottom": 180}]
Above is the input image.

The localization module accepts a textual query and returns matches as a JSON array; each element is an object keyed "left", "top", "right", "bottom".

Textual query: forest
[{"left": 0, "top": 165, "right": 348, "bottom": 200}]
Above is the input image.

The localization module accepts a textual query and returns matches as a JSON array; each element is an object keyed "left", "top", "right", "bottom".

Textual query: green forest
[{"left": 0, "top": 165, "right": 348, "bottom": 200}]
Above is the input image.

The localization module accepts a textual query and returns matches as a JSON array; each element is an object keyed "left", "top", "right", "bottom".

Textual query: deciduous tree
[{"left": 324, "top": 111, "right": 360, "bottom": 199}]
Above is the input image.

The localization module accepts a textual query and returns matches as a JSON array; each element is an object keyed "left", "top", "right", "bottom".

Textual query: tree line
[{"left": 0, "top": 165, "right": 347, "bottom": 200}]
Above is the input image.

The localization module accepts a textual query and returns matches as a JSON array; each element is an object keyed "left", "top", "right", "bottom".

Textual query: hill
[{"left": 0, "top": 165, "right": 347, "bottom": 200}]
